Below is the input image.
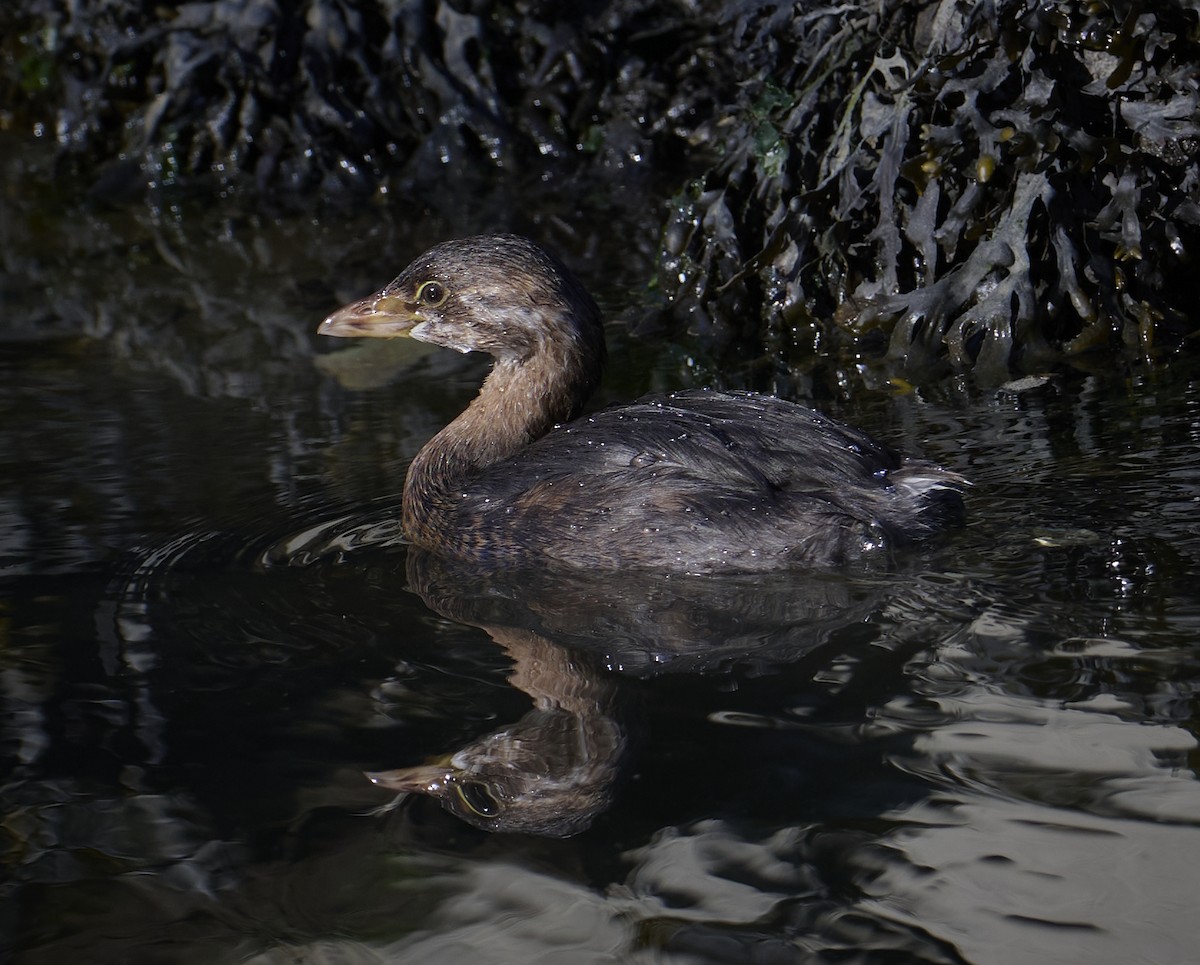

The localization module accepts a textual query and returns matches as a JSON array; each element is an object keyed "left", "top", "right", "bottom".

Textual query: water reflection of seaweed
[{"left": 365, "top": 549, "right": 889, "bottom": 836}]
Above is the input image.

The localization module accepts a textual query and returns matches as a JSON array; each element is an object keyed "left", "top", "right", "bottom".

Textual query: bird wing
[{"left": 453, "top": 390, "right": 926, "bottom": 570}]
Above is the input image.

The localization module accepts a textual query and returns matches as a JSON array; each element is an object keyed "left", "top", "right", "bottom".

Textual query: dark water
[{"left": 4, "top": 137, "right": 1200, "bottom": 964}]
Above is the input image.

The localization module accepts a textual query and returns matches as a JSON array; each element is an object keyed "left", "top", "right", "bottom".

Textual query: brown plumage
[{"left": 319, "top": 234, "right": 965, "bottom": 572}]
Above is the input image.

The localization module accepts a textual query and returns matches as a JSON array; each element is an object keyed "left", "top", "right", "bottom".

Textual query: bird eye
[
  {"left": 416, "top": 280, "right": 448, "bottom": 307},
  {"left": 455, "top": 781, "right": 499, "bottom": 818}
]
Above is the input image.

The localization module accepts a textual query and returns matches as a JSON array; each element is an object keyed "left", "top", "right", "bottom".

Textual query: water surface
[{"left": 3, "top": 137, "right": 1200, "bottom": 965}]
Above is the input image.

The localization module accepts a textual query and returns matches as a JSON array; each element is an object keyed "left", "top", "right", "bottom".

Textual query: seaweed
[
  {"left": 0, "top": 0, "right": 724, "bottom": 197},
  {"left": 661, "top": 0, "right": 1200, "bottom": 380},
  {"left": 3, "top": 0, "right": 1197, "bottom": 376}
]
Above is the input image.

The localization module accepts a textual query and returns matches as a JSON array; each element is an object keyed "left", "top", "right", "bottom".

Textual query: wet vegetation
[
  {"left": 661, "top": 0, "right": 1200, "bottom": 384},
  {"left": 2, "top": 0, "right": 1198, "bottom": 383},
  {"left": 0, "top": 0, "right": 718, "bottom": 197}
]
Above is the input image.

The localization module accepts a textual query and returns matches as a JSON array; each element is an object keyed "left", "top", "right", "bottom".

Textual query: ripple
[
  {"left": 884, "top": 687, "right": 1200, "bottom": 824},
  {"left": 866, "top": 795, "right": 1200, "bottom": 965}
]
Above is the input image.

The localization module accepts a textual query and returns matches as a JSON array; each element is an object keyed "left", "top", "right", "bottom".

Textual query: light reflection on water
[{"left": 3, "top": 169, "right": 1200, "bottom": 963}]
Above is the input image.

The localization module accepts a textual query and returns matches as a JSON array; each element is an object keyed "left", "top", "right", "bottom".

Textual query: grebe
[{"left": 319, "top": 234, "right": 964, "bottom": 572}]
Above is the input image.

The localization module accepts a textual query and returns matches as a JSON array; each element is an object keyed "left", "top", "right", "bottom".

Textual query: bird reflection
[
  {"left": 368, "top": 621, "right": 627, "bottom": 837},
  {"left": 368, "top": 549, "right": 885, "bottom": 836}
]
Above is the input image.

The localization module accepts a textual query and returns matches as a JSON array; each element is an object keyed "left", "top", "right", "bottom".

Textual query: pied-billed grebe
[{"left": 319, "top": 234, "right": 965, "bottom": 572}]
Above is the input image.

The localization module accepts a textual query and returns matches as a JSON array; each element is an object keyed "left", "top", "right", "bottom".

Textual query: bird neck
[{"left": 402, "top": 339, "right": 598, "bottom": 550}]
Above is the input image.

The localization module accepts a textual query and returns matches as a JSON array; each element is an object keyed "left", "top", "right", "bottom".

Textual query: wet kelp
[
  {"left": 3, "top": 0, "right": 1198, "bottom": 379},
  {"left": 662, "top": 0, "right": 1200, "bottom": 380},
  {"left": 0, "top": 0, "right": 719, "bottom": 195}
]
